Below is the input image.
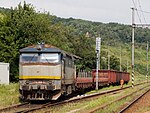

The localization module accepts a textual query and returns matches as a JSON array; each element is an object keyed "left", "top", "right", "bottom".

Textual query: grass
[{"left": 0, "top": 83, "right": 20, "bottom": 108}]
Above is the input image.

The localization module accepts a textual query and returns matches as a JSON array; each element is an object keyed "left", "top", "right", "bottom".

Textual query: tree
[{"left": 0, "top": 2, "right": 52, "bottom": 81}]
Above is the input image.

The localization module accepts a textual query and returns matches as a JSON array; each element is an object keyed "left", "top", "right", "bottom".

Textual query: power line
[
  {"left": 135, "top": 9, "right": 150, "bottom": 14},
  {"left": 137, "top": 0, "right": 147, "bottom": 24},
  {"left": 132, "top": 0, "right": 143, "bottom": 25}
]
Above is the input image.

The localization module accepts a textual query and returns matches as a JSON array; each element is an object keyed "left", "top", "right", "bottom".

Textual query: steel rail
[
  {"left": 0, "top": 102, "right": 29, "bottom": 112},
  {"left": 118, "top": 88, "right": 150, "bottom": 113}
]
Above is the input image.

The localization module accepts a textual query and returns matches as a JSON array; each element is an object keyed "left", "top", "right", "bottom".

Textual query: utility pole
[
  {"left": 96, "top": 37, "right": 101, "bottom": 90},
  {"left": 146, "top": 42, "right": 149, "bottom": 83},
  {"left": 130, "top": 8, "right": 150, "bottom": 86},
  {"left": 120, "top": 46, "right": 122, "bottom": 71},
  {"left": 131, "top": 8, "right": 135, "bottom": 88}
]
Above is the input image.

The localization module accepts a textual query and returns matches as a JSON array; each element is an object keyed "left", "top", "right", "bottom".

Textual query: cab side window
[{"left": 65, "top": 56, "right": 74, "bottom": 68}]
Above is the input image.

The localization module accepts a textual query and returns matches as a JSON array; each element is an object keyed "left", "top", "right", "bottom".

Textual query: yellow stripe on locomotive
[{"left": 19, "top": 75, "right": 61, "bottom": 80}]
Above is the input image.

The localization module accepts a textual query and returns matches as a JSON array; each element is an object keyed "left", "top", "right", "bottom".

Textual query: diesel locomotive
[{"left": 19, "top": 44, "right": 79, "bottom": 100}]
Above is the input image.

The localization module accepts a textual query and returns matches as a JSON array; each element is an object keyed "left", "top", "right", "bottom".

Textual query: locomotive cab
[{"left": 19, "top": 44, "right": 63, "bottom": 100}]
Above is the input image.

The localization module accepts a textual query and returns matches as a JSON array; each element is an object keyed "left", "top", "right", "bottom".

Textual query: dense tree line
[
  {"left": 54, "top": 17, "right": 150, "bottom": 45},
  {"left": 0, "top": 3, "right": 148, "bottom": 82}
]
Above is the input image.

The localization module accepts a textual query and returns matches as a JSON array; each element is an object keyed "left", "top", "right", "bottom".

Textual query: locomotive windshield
[
  {"left": 21, "top": 53, "right": 38, "bottom": 62},
  {"left": 40, "top": 53, "right": 59, "bottom": 63},
  {"left": 20, "top": 53, "right": 60, "bottom": 63}
]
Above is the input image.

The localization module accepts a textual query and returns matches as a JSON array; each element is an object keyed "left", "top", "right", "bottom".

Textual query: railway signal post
[{"left": 96, "top": 37, "right": 101, "bottom": 90}]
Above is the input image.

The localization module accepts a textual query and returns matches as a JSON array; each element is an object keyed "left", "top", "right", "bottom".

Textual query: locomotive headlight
[
  {"left": 49, "top": 80, "right": 52, "bottom": 85},
  {"left": 25, "top": 80, "right": 29, "bottom": 84},
  {"left": 19, "top": 80, "right": 26, "bottom": 85}
]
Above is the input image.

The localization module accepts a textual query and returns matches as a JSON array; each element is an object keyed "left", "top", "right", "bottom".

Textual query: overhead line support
[{"left": 131, "top": 8, "right": 135, "bottom": 88}]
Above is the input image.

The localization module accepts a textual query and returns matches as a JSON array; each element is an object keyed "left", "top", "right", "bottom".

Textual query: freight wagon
[{"left": 92, "top": 70, "right": 130, "bottom": 86}]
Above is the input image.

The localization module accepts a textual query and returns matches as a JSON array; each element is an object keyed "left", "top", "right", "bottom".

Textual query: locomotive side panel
[{"left": 62, "top": 67, "right": 75, "bottom": 85}]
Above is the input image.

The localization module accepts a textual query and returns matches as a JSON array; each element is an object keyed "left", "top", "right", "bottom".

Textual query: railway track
[
  {"left": 0, "top": 102, "right": 55, "bottom": 113},
  {"left": 24, "top": 82, "right": 149, "bottom": 113},
  {"left": 0, "top": 82, "right": 148, "bottom": 113},
  {"left": 118, "top": 87, "right": 150, "bottom": 113},
  {"left": 85, "top": 84, "right": 150, "bottom": 113},
  {"left": 0, "top": 102, "right": 29, "bottom": 113}
]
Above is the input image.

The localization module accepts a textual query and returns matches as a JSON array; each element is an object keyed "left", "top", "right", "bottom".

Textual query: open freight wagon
[{"left": 92, "top": 70, "right": 130, "bottom": 86}]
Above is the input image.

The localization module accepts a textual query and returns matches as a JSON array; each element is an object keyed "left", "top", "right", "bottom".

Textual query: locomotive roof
[
  {"left": 20, "top": 44, "right": 61, "bottom": 53},
  {"left": 20, "top": 44, "right": 82, "bottom": 59}
]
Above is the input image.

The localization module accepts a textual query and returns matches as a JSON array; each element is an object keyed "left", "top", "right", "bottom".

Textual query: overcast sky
[{"left": 1, "top": 0, "right": 150, "bottom": 24}]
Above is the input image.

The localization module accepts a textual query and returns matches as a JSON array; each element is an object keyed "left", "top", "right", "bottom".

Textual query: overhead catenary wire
[
  {"left": 135, "top": 9, "right": 150, "bottom": 14},
  {"left": 132, "top": 0, "right": 150, "bottom": 28},
  {"left": 137, "top": 0, "right": 147, "bottom": 24},
  {"left": 132, "top": 0, "right": 143, "bottom": 26}
]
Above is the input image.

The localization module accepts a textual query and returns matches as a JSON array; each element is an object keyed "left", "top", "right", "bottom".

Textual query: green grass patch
[{"left": 0, "top": 83, "right": 20, "bottom": 108}]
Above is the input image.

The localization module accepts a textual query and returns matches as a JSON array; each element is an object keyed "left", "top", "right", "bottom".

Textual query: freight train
[{"left": 19, "top": 44, "right": 130, "bottom": 100}]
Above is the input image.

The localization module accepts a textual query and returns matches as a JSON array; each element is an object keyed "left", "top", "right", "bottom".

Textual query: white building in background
[{"left": 0, "top": 62, "right": 9, "bottom": 85}]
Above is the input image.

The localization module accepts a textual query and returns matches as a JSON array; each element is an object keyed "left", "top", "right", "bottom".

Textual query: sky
[{"left": 1, "top": 0, "right": 150, "bottom": 24}]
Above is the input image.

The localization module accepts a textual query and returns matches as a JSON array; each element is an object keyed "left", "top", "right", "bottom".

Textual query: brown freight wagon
[
  {"left": 92, "top": 70, "right": 130, "bottom": 86},
  {"left": 92, "top": 70, "right": 109, "bottom": 87},
  {"left": 76, "top": 71, "right": 93, "bottom": 89}
]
